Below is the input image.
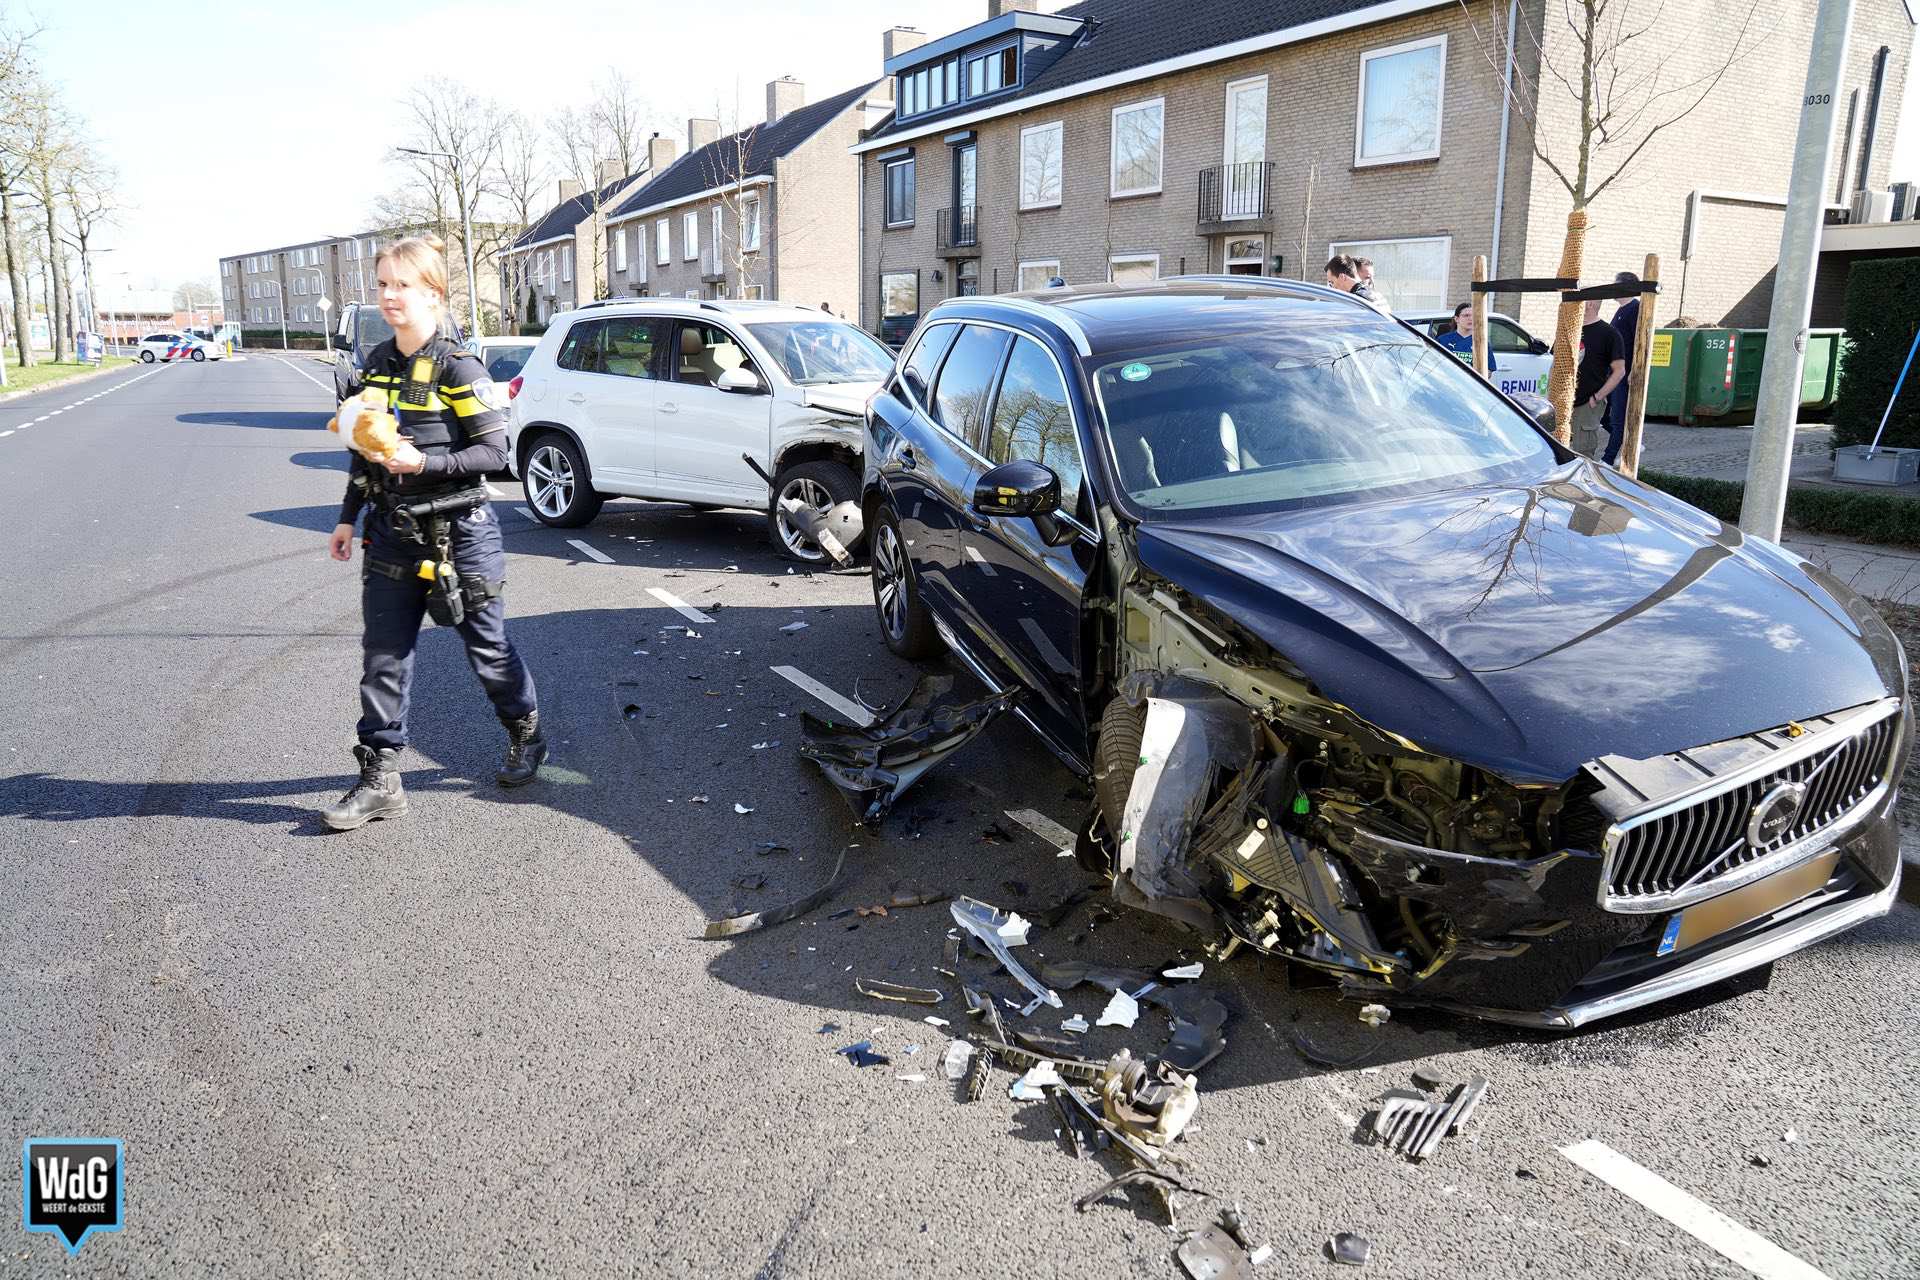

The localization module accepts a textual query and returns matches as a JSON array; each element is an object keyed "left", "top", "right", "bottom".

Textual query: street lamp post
[{"left": 397, "top": 147, "right": 481, "bottom": 339}]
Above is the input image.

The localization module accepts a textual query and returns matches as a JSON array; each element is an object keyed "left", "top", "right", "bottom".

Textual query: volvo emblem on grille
[{"left": 1747, "top": 782, "right": 1807, "bottom": 850}]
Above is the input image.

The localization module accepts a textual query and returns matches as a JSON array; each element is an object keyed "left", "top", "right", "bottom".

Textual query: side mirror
[
  {"left": 973, "top": 458, "right": 1077, "bottom": 545},
  {"left": 717, "top": 366, "right": 765, "bottom": 394},
  {"left": 328, "top": 332, "right": 349, "bottom": 351},
  {"left": 1529, "top": 337, "right": 1549, "bottom": 356}
]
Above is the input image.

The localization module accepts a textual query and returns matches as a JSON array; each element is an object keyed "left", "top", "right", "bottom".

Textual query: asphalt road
[{"left": 3, "top": 353, "right": 1917, "bottom": 1278}]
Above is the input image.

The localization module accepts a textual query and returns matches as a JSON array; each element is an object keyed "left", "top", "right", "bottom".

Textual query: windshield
[
  {"left": 1091, "top": 306, "right": 1556, "bottom": 518},
  {"left": 356, "top": 309, "right": 394, "bottom": 353},
  {"left": 745, "top": 321, "right": 894, "bottom": 385}
]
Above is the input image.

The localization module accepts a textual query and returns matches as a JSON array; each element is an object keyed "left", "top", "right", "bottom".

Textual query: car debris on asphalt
[
  {"left": 1327, "top": 1231, "right": 1372, "bottom": 1266},
  {"left": 1365, "top": 1076, "right": 1489, "bottom": 1162},
  {"left": 855, "top": 978, "right": 944, "bottom": 1005},
  {"left": 799, "top": 675, "right": 1017, "bottom": 823}
]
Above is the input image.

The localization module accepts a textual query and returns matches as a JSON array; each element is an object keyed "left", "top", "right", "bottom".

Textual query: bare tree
[
  {"left": 588, "top": 69, "right": 647, "bottom": 177},
  {"left": 61, "top": 149, "right": 117, "bottom": 335},
  {"left": 1459, "top": 0, "right": 1764, "bottom": 438},
  {"left": 19, "top": 84, "right": 76, "bottom": 361},
  {"left": 0, "top": 18, "right": 46, "bottom": 367},
  {"left": 392, "top": 77, "right": 506, "bottom": 332},
  {"left": 548, "top": 104, "right": 618, "bottom": 301},
  {"left": 711, "top": 123, "right": 765, "bottom": 299},
  {"left": 495, "top": 109, "right": 549, "bottom": 238}
]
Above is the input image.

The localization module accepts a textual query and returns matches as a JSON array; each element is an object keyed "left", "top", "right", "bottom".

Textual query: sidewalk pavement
[{"left": 1640, "top": 419, "right": 1920, "bottom": 498}]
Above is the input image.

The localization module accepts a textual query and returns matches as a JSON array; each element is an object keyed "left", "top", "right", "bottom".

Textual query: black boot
[
  {"left": 497, "top": 710, "right": 547, "bottom": 787},
  {"left": 323, "top": 745, "right": 407, "bottom": 831}
]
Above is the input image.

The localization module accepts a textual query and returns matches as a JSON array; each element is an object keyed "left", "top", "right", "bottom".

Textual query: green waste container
[{"left": 1643, "top": 327, "right": 1845, "bottom": 425}]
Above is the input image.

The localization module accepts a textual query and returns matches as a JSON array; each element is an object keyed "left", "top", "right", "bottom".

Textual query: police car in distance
[
  {"left": 136, "top": 331, "right": 225, "bottom": 362},
  {"left": 1402, "top": 308, "right": 1550, "bottom": 400}
]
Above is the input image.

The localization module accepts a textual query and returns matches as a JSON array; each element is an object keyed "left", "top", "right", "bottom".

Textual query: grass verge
[{"left": 2, "top": 355, "right": 134, "bottom": 395}]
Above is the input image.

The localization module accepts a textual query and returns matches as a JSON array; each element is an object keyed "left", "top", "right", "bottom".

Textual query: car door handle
[
  {"left": 660, "top": 402, "right": 678, "bottom": 415},
  {"left": 565, "top": 393, "right": 587, "bottom": 404},
  {"left": 898, "top": 445, "right": 917, "bottom": 471}
]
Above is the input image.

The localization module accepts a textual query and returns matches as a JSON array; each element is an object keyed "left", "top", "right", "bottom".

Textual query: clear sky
[{"left": 25, "top": 2, "right": 1920, "bottom": 298}]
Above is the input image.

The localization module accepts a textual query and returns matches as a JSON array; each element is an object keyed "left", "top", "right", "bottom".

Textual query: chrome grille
[{"left": 1603, "top": 704, "right": 1901, "bottom": 908}]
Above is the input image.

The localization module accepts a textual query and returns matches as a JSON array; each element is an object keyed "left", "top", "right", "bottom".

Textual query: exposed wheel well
[
  {"left": 773, "top": 439, "right": 859, "bottom": 479},
  {"left": 516, "top": 423, "right": 594, "bottom": 486}
]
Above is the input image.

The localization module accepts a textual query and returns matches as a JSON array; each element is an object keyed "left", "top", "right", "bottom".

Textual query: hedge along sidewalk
[
  {"left": 1640, "top": 468, "right": 1920, "bottom": 555},
  {"left": 0, "top": 356, "right": 137, "bottom": 403}
]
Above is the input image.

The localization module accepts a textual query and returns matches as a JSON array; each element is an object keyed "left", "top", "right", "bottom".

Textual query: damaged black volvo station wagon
[{"left": 859, "top": 279, "right": 1910, "bottom": 1029}]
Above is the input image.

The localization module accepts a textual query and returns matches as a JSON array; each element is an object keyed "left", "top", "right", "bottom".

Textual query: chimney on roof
[
  {"left": 767, "top": 76, "right": 805, "bottom": 126},
  {"left": 687, "top": 117, "right": 721, "bottom": 152},
  {"left": 558, "top": 178, "right": 582, "bottom": 203},
  {"left": 883, "top": 26, "right": 927, "bottom": 64},
  {"left": 988, "top": 0, "right": 1043, "bottom": 14},
  {"left": 646, "top": 132, "right": 678, "bottom": 176},
  {"left": 596, "top": 158, "right": 624, "bottom": 187}
]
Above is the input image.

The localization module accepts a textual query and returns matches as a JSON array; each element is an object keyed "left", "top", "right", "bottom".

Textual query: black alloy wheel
[{"left": 871, "top": 506, "right": 941, "bottom": 659}]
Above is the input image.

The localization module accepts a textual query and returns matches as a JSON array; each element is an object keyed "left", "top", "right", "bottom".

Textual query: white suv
[{"left": 506, "top": 299, "right": 894, "bottom": 561}]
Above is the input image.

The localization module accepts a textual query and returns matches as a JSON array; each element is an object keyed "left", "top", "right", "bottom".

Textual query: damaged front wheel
[{"left": 871, "top": 508, "right": 942, "bottom": 659}]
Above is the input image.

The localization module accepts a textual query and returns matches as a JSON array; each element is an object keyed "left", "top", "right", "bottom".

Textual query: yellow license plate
[{"left": 1657, "top": 851, "right": 1841, "bottom": 956}]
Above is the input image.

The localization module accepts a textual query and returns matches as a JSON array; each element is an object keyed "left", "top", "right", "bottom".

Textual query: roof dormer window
[{"left": 966, "top": 43, "right": 1017, "bottom": 98}]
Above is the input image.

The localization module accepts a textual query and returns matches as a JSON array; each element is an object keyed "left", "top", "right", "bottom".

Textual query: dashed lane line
[
  {"left": 646, "top": 587, "right": 713, "bottom": 625},
  {"left": 565, "top": 538, "right": 614, "bottom": 564},
  {"left": 771, "top": 665, "right": 876, "bottom": 728},
  {"left": 266, "top": 354, "right": 335, "bottom": 395},
  {"left": 1005, "top": 808, "right": 1077, "bottom": 858},
  {"left": 1559, "top": 1140, "right": 1830, "bottom": 1280}
]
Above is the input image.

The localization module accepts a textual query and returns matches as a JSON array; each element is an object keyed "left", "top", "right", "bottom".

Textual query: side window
[
  {"left": 484, "top": 347, "right": 533, "bottom": 382},
  {"left": 600, "top": 318, "right": 666, "bottom": 379},
  {"left": 987, "top": 336, "right": 1082, "bottom": 510},
  {"left": 899, "top": 322, "right": 959, "bottom": 408},
  {"left": 1489, "top": 319, "right": 1533, "bottom": 354},
  {"left": 673, "top": 321, "right": 758, "bottom": 388},
  {"left": 931, "top": 324, "right": 1012, "bottom": 446},
  {"left": 555, "top": 319, "right": 605, "bottom": 372}
]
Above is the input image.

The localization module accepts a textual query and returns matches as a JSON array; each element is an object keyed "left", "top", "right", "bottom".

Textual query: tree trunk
[
  {"left": 46, "top": 202, "right": 71, "bottom": 362},
  {"left": 0, "top": 189, "right": 31, "bottom": 367},
  {"left": 1545, "top": 208, "right": 1588, "bottom": 445}
]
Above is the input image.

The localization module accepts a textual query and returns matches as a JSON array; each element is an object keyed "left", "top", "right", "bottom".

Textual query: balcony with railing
[
  {"left": 937, "top": 205, "right": 981, "bottom": 258},
  {"left": 1198, "top": 162, "right": 1275, "bottom": 234}
]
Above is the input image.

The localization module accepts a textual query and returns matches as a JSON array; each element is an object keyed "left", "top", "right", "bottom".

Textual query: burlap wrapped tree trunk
[{"left": 1545, "top": 209, "right": 1588, "bottom": 445}]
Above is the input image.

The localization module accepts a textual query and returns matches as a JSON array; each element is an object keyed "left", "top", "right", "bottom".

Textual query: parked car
[
  {"left": 1402, "top": 308, "right": 1552, "bottom": 401},
  {"left": 862, "top": 278, "right": 1910, "bottom": 1029},
  {"left": 329, "top": 301, "right": 396, "bottom": 403},
  {"left": 136, "top": 332, "right": 223, "bottom": 362},
  {"left": 506, "top": 299, "right": 895, "bottom": 561},
  {"left": 468, "top": 335, "right": 538, "bottom": 385}
]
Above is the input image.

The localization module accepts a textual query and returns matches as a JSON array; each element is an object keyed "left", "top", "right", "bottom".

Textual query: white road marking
[
  {"left": 0, "top": 430, "right": 12, "bottom": 437},
  {"left": 516, "top": 506, "right": 536, "bottom": 521},
  {"left": 565, "top": 538, "right": 613, "bottom": 564},
  {"left": 1005, "top": 808, "right": 1077, "bottom": 856},
  {"left": 270, "top": 355, "right": 334, "bottom": 394},
  {"left": 771, "top": 665, "right": 875, "bottom": 727},
  {"left": 1558, "top": 1141, "right": 1831, "bottom": 1280},
  {"left": 646, "top": 587, "right": 713, "bottom": 625}
]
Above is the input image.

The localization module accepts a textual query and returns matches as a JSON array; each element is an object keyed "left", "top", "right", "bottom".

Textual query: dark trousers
[
  {"left": 1603, "top": 382, "right": 1630, "bottom": 465},
  {"left": 357, "top": 502, "right": 536, "bottom": 752}
]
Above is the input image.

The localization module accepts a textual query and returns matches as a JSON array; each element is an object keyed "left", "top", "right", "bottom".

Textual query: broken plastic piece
[
  {"left": 1365, "top": 1078, "right": 1489, "bottom": 1161},
  {"left": 1177, "top": 1222, "right": 1253, "bottom": 1280},
  {"left": 701, "top": 844, "right": 851, "bottom": 939},
  {"left": 836, "top": 1041, "right": 890, "bottom": 1069},
  {"left": 964, "top": 1046, "right": 993, "bottom": 1102},
  {"left": 855, "top": 978, "right": 943, "bottom": 1005},
  {"left": 731, "top": 874, "right": 765, "bottom": 891},
  {"left": 942, "top": 1040, "right": 976, "bottom": 1080},
  {"left": 923, "top": 1015, "right": 950, "bottom": 1028},
  {"left": 800, "top": 675, "right": 1016, "bottom": 824},
  {"left": 1097, "top": 989, "right": 1140, "bottom": 1028},
  {"left": 1018, "top": 995, "right": 1046, "bottom": 1018},
  {"left": 1009, "top": 1060, "right": 1063, "bottom": 1100},
  {"left": 1061, "top": 1015, "right": 1089, "bottom": 1034},
  {"left": 1328, "top": 1232, "right": 1371, "bottom": 1266},
  {"left": 734, "top": 803, "right": 755, "bottom": 815},
  {"left": 1162, "top": 962, "right": 1205, "bottom": 980},
  {"left": 896, "top": 1072, "right": 926, "bottom": 1083},
  {"left": 950, "top": 898, "right": 1062, "bottom": 1009},
  {"left": 1358, "top": 1004, "right": 1391, "bottom": 1028},
  {"left": 1411, "top": 1067, "right": 1447, "bottom": 1092},
  {"left": 1076, "top": 1166, "right": 1211, "bottom": 1215},
  {"left": 1291, "top": 1026, "right": 1376, "bottom": 1070},
  {"left": 1098, "top": 1050, "right": 1199, "bottom": 1147},
  {"left": 779, "top": 621, "right": 810, "bottom": 634},
  {"left": 996, "top": 912, "right": 1033, "bottom": 946},
  {"left": 1249, "top": 1244, "right": 1273, "bottom": 1266}
]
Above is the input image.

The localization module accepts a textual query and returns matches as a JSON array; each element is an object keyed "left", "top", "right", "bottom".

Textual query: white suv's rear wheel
[{"left": 523, "top": 434, "right": 604, "bottom": 527}]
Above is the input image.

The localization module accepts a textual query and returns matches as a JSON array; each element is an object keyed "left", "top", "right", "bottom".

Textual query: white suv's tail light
[{"left": 508, "top": 375, "right": 523, "bottom": 400}]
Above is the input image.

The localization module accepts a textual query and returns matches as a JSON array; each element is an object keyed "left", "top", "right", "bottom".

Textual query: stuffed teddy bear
[{"left": 327, "top": 389, "right": 402, "bottom": 463}]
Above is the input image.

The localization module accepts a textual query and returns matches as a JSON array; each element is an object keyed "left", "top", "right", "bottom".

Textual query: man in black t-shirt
[{"left": 1572, "top": 298, "right": 1626, "bottom": 459}]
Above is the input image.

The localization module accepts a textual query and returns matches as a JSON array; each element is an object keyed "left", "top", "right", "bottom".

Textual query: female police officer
[{"left": 321, "top": 234, "right": 544, "bottom": 830}]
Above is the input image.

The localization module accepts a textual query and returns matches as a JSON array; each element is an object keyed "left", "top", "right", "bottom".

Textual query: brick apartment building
[
  {"left": 600, "top": 77, "right": 893, "bottom": 314},
  {"left": 856, "top": 0, "right": 1914, "bottom": 342},
  {"left": 220, "top": 229, "right": 506, "bottom": 337},
  {"left": 501, "top": 144, "right": 678, "bottom": 329}
]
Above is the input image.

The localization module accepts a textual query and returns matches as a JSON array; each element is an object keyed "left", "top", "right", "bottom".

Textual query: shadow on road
[{"left": 179, "top": 410, "right": 331, "bottom": 431}]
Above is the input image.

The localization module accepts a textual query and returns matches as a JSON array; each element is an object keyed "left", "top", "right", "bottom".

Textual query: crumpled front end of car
[{"left": 1083, "top": 526, "right": 1911, "bottom": 1029}]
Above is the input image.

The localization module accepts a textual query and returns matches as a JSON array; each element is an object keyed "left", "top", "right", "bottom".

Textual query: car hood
[
  {"left": 1135, "top": 460, "right": 1902, "bottom": 782},
  {"left": 801, "top": 382, "right": 882, "bottom": 417}
]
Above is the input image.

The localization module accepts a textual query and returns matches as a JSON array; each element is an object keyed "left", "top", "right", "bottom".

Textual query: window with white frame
[
  {"left": 712, "top": 207, "right": 723, "bottom": 268},
  {"left": 636, "top": 225, "right": 648, "bottom": 282},
  {"left": 561, "top": 245, "right": 572, "bottom": 283},
  {"left": 683, "top": 211, "right": 699, "bottom": 259},
  {"left": 741, "top": 196, "right": 761, "bottom": 251},
  {"left": 1017, "top": 260, "right": 1061, "bottom": 292},
  {"left": 1329, "top": 235, "right": 1451, "bottom": 311},
  {"left": 615, "top": 226, "right": 628, "bottom": 273},
  {"left": 1020, "top": 122, "right": 1063, "bottom": 210},
  {"left": 1355, "top": 36, "right": 1446, "bottom": 165},
  {"left": 884, "top": 158, "right": 915, "bottom": 226},
  {"left": 1109, "top": 254, "right": 1159, "bottom": 285},
  {"left": 656, "top": 218, "right": 670, "bottom": 265},
  {"left": 1110, "top": 98, "right": 1163, "bottom": 198},
  {"left": 221, "top": 261, "right": 231, "bottom": 276}
]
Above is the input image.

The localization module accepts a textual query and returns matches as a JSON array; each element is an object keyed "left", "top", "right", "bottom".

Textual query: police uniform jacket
[{"left": 338, "top": 331, "right": 510, "bottom": 526}]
